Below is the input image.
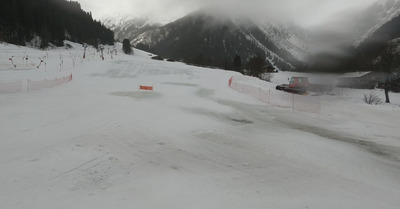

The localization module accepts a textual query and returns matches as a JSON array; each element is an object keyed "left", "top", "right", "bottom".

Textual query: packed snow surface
[{"left": 1, "top": 42, "right": 400, "bottom": 209}]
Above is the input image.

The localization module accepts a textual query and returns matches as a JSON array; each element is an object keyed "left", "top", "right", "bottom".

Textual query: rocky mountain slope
[
  {"left": 127, "top": 10, "right": 309, "bottom": 71},
  {"left": 102, "top": 0, "right": 400, "bottom": 73},
  {"left": 102, "top": 15, "right": 161, "bottom": 43}
]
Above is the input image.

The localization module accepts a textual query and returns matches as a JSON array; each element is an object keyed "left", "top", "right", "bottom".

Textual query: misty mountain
[
  {"left": 104, "top": 0, "right": 400, "bottom": 73},
  {"left": 310, "top": 0, "right": 400, "bottom": 48},
  {"left": 102, "top": 15, "right": 162, "bottom": 42},
  {"left": 259, "top": 22, "right": 310, "bottom": 62},
  {"left": 108, "top": 10, "right": 309, "bottom": 71},
  {"left": 0, "top": 0, "right": 114, "bottom": 48},
  {"left": 102, "top": 1, "right": 400, "bottom": 72},
  {"left": 346, "top": 11, "right": 400, "bottom": 72},
  {"left": 305, "top": 0, "right": 400, "bottom": 71},
  {"left": 333, "top": 0, "right": 400, "bottom": 73},
  {"left": 354, "top": 0, "right": 400, "bottom": 47}
]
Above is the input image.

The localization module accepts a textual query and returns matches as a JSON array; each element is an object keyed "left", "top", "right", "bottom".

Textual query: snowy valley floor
[{"left": 1, "top": 43, "right": 400, "bottom": 209}]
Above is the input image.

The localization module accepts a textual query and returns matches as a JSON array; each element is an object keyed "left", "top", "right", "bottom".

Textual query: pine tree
[
  {"left": 0, "top": 0, "right": 114, "bottom": 48},
  {"left": 232, "top": 55, "right": 242, "bottom": 72},
  {"left": 246, "top": 53, "right": 267, "bottom": 78},
  {"left": 122, "top": 39, "right": 133, "bottom": 55}
]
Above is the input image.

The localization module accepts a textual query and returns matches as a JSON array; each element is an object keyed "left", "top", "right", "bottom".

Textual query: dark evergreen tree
[
  {"left": 232, "top": 55, "right": 242, "bottom": 72},
  {"left": 246, "top": 53, "right": 267, "bottom": 78},
  {"left": 193, "top": 53, "right": 204, "bottom": 66},
  {"left": 0, "top": 0, "right": 114, "bottom": 48},
  {"left": 136, "top": 43, "right": 151, "bottom": 52},
  {"left": 122, "top": 39, "right": 133, "bottom": 55}
]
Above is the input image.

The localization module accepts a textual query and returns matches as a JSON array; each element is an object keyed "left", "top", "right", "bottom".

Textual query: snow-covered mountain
[
  {"left": 346, "top": 6, "right": 400, "bottom": 71},
  {"left": 100, "top": 0, "right": 400, "bottom": 72},
  {"left": 101, "top": 15, "right": 133, "bottom": 31},
  {"left": 259, "top": 23, "right": 309, "bottom": 62},
  {"left": 310, "top": 0, "right": 400, "bottom": 49},
  {"left": 302, "top": 0, "right": 400, "bottom": 71},
  {"left": 353, "top": 0, "right": 400, "bottom": 47},
  {"left": 128, "top": 10, "right": 309, "bottom": 71},
  {"left": 102, "top": 15, "right": 162, "bottom": 42}
]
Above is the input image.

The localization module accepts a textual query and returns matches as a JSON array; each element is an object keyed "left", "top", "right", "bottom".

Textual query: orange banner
[{"left": 140, "top": 85, "right": 153, "bottom": 91}]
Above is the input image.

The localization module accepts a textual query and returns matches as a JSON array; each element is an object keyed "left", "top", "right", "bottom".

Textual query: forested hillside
[
  {"left": 0, "top": 0, "right": 114, "bottom": 48},
  {"left": 349, "top": 14, "right": 400, "bottom": 71},
  {"left": 132, "top": 10, "right": 304, "bottom": 72}
]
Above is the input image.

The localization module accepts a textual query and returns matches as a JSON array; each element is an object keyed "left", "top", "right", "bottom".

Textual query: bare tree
[
  {"left": 363, "top": 92, "right": 383, "bottom": 105},
  {"left": 379, "top": 42, "right": 400, "bottom": 103}
]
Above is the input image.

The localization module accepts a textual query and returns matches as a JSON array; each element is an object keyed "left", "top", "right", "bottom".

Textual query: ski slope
[{"left": 1, "top": 42, "right": 400, "bottom": 209}]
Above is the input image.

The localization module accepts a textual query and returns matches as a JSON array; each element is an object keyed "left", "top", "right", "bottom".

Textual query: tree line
[
  {"left": 0, "top": 0, "right": 114, "bottom": 48},
  {"left": 181, "top": 52, "right": 274, "bottom": 78}
]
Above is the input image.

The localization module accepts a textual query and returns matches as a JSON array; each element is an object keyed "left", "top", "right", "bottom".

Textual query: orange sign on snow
[{"left": 139, "top": 85, "right": 153, "bottom": 91}]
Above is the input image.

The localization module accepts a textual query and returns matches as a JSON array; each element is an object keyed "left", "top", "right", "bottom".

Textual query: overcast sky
[{"left": 76, "top": 0, "right": 379, "bottom": 26}]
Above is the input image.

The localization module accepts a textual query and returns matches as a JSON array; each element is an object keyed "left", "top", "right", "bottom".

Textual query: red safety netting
[
  {"left": 27, "top": 74, "right": 72, "bottom": 92},
  {"left": 229, "top": 76, "right": 321, "bottom": 114},
  {"left": 0, "top": 80, "right": 23, "bottom": 94}
]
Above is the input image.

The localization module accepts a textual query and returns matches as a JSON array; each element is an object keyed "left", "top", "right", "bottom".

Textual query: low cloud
[{"left": 78, "top": 0, "right": 377, "bottom": 26}]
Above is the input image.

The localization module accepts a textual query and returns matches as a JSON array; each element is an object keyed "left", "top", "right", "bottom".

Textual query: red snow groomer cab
[{"left": 276, "top": 77, "right": 309, "bottom": 95}]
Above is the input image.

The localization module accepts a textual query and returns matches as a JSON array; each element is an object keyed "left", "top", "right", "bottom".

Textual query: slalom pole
[
  {"left": 9, "top": 56, "right": 16, "bottom": 68},
  {"left": 37, "top": 58, "right": 43, "bottom": 69}
]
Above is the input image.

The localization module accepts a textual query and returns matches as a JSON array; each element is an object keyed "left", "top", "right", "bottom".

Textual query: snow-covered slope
[{"left": 1, "top": 42, "right": 400, "bottom": 209}]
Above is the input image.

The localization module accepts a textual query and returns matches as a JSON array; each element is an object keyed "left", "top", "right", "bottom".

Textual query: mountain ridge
[{"left": 107, "top": 9, "right": 309, "bottom": 71}]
